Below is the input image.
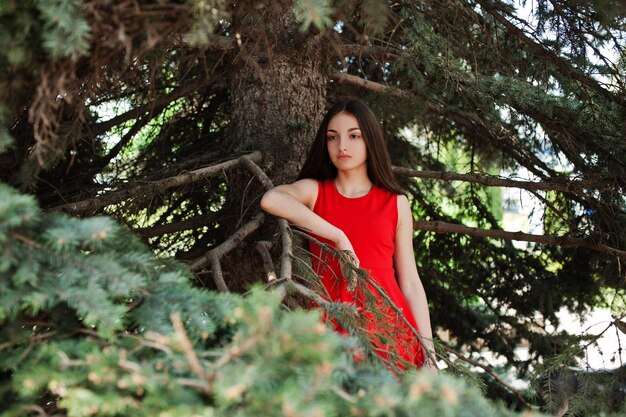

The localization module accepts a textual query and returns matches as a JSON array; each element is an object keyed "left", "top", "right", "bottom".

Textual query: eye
[
  {"left": 350, "top": 133, "right": 361, "bottom": 139},
  {"left": 327, "top": 134, "right": 337, "bottom": 141}
]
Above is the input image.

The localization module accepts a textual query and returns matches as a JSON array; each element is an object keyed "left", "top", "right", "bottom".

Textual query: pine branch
[
  {"left": 331, "top": 70, "right": 406, "bottom": 97},
  {"left": 474, "top": 0, "right": 626, "bottom": 107},
  {"left": 170, "top": 312, "right": 209, "bottom": 393},
  {"left": 52, "top": 152, "right": 262, "bottom": 214},
  {"left": 338, "top": 44, "right": 401, "bottom": 61},
  {"left": 133, "top": 212, "right": 220, "bottom": 238},
  {"left": 413, "top": 220, "right": 626, "bottom": 259},
  {"left": 332, "top": 72, "right": 623, "bottom": 256},
  {"left": 393, "top": 166, "right": 621, "bottom": 192},
  {"left": 96, "top": 115, "right": 151, "bottom": 169},
  {"left": 292, "top": 230, "right": 438, "bottom": 366},
  {"left": 330, "top": 71, "right": 556, "bottom": 179},
  {"left": 288, "top": 280, "right": 332, "bottom": 309},
  {"left": 441, "top": 343, "right": 530, "bottom": 407},
  {"left": 90, "top": 77, "right": 208, "bottom": 137}
]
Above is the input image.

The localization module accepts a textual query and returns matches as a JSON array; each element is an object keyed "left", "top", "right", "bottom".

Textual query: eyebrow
[{"left": 326, "top": 128, "right": 361, "bottom": 133}]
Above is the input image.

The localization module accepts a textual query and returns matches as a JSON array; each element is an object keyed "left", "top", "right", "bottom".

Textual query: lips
[{"left": 337, "top": 155, "right": 351, "bottom": 159}]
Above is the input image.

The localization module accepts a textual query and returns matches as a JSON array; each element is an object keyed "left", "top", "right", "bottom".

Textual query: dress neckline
[{"left": 331, "top": 179, "right": 374, "bottom": 200}]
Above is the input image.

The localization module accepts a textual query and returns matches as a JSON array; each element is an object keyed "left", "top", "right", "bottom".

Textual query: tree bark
[{"left": 215, "top": 4, "right": 327, "bottom": 291}]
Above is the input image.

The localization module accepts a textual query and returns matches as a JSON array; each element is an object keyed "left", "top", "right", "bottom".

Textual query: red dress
[{"left": 309, "top": 179, "right": 424, "bottom": 368}]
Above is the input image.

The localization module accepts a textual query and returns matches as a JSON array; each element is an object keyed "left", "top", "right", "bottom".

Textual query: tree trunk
[{"left": 216, "top": 4, "right": 326, "bottom": 291}]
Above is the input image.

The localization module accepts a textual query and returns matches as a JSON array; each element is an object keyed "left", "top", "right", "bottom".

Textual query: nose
[{"left": 338, "top": 136, "right": 348, "bottom": 151}]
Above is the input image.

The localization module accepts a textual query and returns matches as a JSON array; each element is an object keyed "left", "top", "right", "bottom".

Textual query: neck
[{"left": 334, "top": 169, "right": 372, "bottom": 197}]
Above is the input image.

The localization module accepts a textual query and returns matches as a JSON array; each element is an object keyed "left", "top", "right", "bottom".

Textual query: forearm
[
  {"left": 260, "top": 189, "right": 344, "bottom": 245},
  {"left": 401, "top": 278, "right": 435, "bottom": 359}
]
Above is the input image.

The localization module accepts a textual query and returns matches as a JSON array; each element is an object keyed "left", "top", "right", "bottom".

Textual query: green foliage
[
  {"left": 293, "top": 0, "right": 334, "bottom": 31},
  {"left": 186, "top": 0, "right": 230, "bottom": 46},
  {"left": 0, "top": 182, "right": 545, "bottom": 416},
  {"left": 35, "top": 0, "right": 91, "bottom": 59},
  {"left": 0, "top": 0, "right": 90, "bottom": 64},
  {"left": 0, "top": 126, "right": 14, "bottom": 154}
]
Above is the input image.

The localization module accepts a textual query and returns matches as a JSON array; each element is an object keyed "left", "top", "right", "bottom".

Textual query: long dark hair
[{"left": 298, "top": 98, "right": 405, "bottom": 195}]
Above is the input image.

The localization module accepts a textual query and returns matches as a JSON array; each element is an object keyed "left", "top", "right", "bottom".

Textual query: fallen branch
[
  {"left": 53, "top": 152, "right": 261, "bottom": 215},
  {"left": 189, "top": 213, "right": 265, "bottom": 291},
  {"left": 414, "top": 220, "right": 626, "bottom": 259}
]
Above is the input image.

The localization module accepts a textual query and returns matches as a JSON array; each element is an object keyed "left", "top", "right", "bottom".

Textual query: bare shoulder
[
  {"left": 274, "top": 178, "right": 319, "bottom": 210},
  {"left": 396, "top": 194, "right": 413, "bottom": 225}
]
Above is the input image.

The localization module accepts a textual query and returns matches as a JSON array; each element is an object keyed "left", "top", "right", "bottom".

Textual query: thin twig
[
  {"left": 170, "top": 312, "right": 209, "bottom": 393},
  {"left": 441, "top": 344, "right": 530, "bottom": 407},
  {"left": 207, "top": 333, "right": 265, "bottom": 385},
  {"left": 118, "top": 348, "right": 142, "bottom": 373},
  {"left": 255, "top": 241, "right": 277, "bottom": 282}
]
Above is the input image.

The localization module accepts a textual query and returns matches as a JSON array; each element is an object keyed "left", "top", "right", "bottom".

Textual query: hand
[
  {"left": 422, "top": 349, "right": 438, "bottom": 373},
  {"left": 334, "top": 232, "right": 360, "bottom": 292},
  {"left": 423, "top": 359, "right": 438, "bottom": 373},
  {"left": 335, "top": 232, "right": 359, "bottom": 268}
]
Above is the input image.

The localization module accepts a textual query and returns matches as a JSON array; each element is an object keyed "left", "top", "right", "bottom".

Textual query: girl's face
[{"left": 326, "top": 112, "right": 367, "bottom": 173}]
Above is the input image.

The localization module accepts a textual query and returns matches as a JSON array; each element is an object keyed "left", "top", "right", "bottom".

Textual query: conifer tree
[{"left": 1, "top": 0, "right": 625, "bottom": 411}]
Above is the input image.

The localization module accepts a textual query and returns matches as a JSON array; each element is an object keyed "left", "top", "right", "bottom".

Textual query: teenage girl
[{"left": 260, "top": 98, "right": 436, "bottom": 371}]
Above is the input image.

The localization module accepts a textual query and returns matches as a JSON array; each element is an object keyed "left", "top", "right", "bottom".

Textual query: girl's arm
[
  {"left": 393, "top": 194, "right": 437, "bottom": 370},
  {"left": 260, "top": 179, "right": 358, "bottom": 263}
]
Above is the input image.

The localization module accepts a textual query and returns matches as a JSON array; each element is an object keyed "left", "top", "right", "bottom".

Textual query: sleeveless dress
[{"left": 308, "top": 179, "right": 424, "bottom": 368}]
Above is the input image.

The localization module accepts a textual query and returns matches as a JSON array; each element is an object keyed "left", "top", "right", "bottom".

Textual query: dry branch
[
  {"left": 189, "top": 213, "right": 265, "bottom": 291},
  {"left": 414, "top": 220, "right": 626, "bottom": 259},
  {"left": 393, "top": 166, "right": 620, "bottom": 192},
  {"left": 53, "top": 152, "right": 261, "bottom": 214},
  {"left": 331, "top": 71, "right": 406, "bottom": 97},
  {"left": 255, "top": 241, "right": 277, "bottom": 282},
  {"left": 97, "top": 116, "right": 150, "bottom": 168},
  {"left": 240, "top": 155, "right": 293, "bottom": 282},
  {"left": 170, "top": 312, "right": 209, "bottom": 393}
]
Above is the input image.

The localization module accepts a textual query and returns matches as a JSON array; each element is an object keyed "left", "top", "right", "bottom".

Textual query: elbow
[{"left": 260, "top": 190, "right": 276, "bottom": 214}]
